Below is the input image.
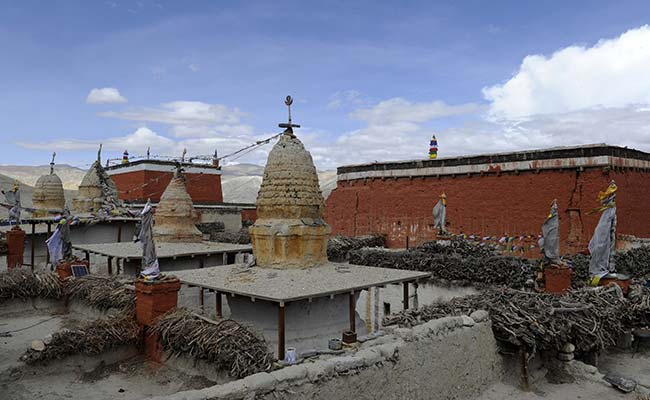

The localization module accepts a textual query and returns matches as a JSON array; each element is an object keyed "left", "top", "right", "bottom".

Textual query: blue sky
[{"left": 2, "top": 1, "right": 650, "bottom": 169}]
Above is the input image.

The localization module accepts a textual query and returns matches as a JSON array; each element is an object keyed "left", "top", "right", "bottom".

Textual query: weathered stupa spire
[
  {"left": 153, "top": 162, "right": 202, "bottom": 243},
  {"left": 249, "top": 96, "right": 331, "bottom": 268}
]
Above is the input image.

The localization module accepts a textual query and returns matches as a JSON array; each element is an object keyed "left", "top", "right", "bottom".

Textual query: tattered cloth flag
[
  {"left": 46, "top": 210, "right": 73, "bottom": 266},
  {"left": 2, "top": 180, "right": 21, "bottom": 224},
  {"left": 432, "top": 193, "right": 447, "bottom": 233},
  {"left": 588, "top": 181, "right": 617, "bottom": 282},
  {"left": 539, "top": 199, "right": 560, "bottom": 263},
  {"left": 429, "top": 134, "right": 438, "bottom": 159},
  {"left": 137, "top": 200, "right": 160, "bottom": 280}
]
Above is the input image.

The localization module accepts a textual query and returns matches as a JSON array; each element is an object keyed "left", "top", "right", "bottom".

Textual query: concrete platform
[
  {"left": 72, "top": 242, "right": 253, "bottom": 275},
  {"left": 173, "top": 263, "right": 429, "bottom": 356}
]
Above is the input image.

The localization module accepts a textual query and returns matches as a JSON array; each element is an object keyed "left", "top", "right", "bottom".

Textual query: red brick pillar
[
  {"left": 6, "top": 226, "right": 25, "bottom": 270},
  {"left": 135, "top": 278, "right": 181, "bottom": 361}
]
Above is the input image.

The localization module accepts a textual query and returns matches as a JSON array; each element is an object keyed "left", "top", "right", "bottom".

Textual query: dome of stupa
[
  {"left": 256, "top": 134, "right": 325, "bottom": 220},
  {"left": 153, "top": 172, "right": 202, "bottom": 243},
  {"left": 32, "top": 171, "right": 65, "bottom": 217},
  {"left": 250, "top": 130, "right": 331, "bottom": 269}
]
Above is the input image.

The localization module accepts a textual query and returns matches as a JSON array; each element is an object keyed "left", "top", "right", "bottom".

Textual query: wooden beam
[
  {"left": 349, "top": 291, "right": 356, "bottom": 333},
  {"left": 215, "top": 291, "right": 223, "bottom": 318},
  {"left": 278, "top": 303, "right": 286, "bottom": 359},
  {"left": 403, "top": 282, "right": 410, "bottom": 310}
]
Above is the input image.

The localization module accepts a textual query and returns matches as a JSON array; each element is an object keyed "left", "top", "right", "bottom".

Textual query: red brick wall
[
  {"left": 324, "top": 168, "right": 650, "bottom": 254},
  {"left": 111, "top": 170, "right": 223, "bottom": 204},
  {"left": 241, "top": 209, "right": 257, "bottom": 224}
]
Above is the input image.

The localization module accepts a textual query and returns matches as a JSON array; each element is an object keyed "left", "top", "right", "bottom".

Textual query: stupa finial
[
  {"left": 278, "top": 95, "right": 300, "bottom": 137},
  {"left": 50, "top": 152, "right": 56, "bottom": 174}
]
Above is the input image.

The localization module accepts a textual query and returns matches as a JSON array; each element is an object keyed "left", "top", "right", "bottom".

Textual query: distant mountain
[
  {"left": 0, "top": 162, "right": 338, "bottom": 209},
  {"left": 0, "top": 164, "right": 86, "bottom": 190},
  {"left": 220, "top": 163, "right": 337, "bottom": 204}
]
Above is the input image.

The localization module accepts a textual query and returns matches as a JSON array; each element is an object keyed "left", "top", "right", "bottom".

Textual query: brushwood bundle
[
  {"left": 152, "top": 308, "right": 274, "bottom": 379},
  {"left": 568, "top": 246, "right": 650, "bottom": 284},
  {"left": 384, "top": 286, "right": 638, "bottom": 354},
  {"left": 21, "top": 312, "right": 140, "bottom": 364},
  {"left": 349, "top": 240, "right": 533, "bottom": 287},
  {"left": 0, "top": 270, "right": 63, "bottom": 300},
  {"left": 327, "top": 234, "right": 385, "bottom": 261},
  {"left": 66, "top": 275, "right": 135, "bottom": 311},
  {"left": 212, "top": 229, "right": 251, "bottom": 244}
]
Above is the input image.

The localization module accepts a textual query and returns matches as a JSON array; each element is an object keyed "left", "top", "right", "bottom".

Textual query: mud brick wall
[
  {"left": 111, "top": 170, "right": 223, "bottom": 204},
  {"left": 324, "top": 168, "right": 650, "bottom": 253}
]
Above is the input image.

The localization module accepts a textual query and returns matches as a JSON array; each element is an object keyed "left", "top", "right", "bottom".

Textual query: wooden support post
[
  {"left": 46, "top": 222, "right": 52, "bottom": 265},
  {"left": 349, "top": 291, "right": 356, "bottom": 333},
  {"left": 222, "top": 252, "right": 228, "bottom": 265},
  {"left": 108, "top": 256, "right": 113, "bottom": 275},
  {"left": 200, "top": 288, "right": 205, "bottom": 313},
  {"left": 30, "top": 222, "right": 35, "bottom": 271},
  {"left": 278, "top": 303, "right": 286, "bottom": 359},
  {"left": 215, "top": 291, "right": 223, "bottom": 318},
  {"left": 403, "top": 281, "right": 410, "bottom": 310},
  {"left": 117, "top": 223, "right": 122, "bottom": 243},
  {"left": 199, "top": 256, "right": 205, "bottom": 269}
]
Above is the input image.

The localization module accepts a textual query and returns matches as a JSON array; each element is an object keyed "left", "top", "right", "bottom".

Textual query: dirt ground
[
  {"left": 477, "top": 350, "right": 650, "bottom": 400},
  {"left": 0, "top": 307, "right": 215, "bottom": 400}
]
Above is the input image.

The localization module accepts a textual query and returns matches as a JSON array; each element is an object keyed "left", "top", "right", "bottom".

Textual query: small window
[{"left": 383, "top": 302, "right": 391, "bottom": 315}]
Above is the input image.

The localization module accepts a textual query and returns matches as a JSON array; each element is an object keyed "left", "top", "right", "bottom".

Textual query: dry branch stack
[
  {"left": 0, "top": 270, "right": 63, "bottom": 300},
  {"left": 151, "top": 308, "right": 274, "bottom": 379},
  {"left": 327, "top": 234, "right": 385, "bottom": 261},
  {"left": 349, "top": 239, "right": 533, "bottom": 287},
  {"left": 384, "top": 285, "right": 650, "bottom": 354},
  {"left": 20, "top": 312, "right": 140, "bottom": 364}
]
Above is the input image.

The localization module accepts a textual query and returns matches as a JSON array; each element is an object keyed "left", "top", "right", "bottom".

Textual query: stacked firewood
[
  {"left": 0, "top": 270, "right": 63, "bottom": 300},
  {"left": 384, "top": 285, "right": 636, "bottom": 354},
  {"left": 327, "top": 234, "right": 385, "bottom": 261},
  {"left": 66, "top": 275, "right": 135, "bottom": 311},
  {"left": 349, "top": 240, "right": 533, "bottom": 288},
  {"left": 151, "top": 308, "right": 274, "bottom": 379},
  {"left": 20, "top": 312, "right": 140, "bottom": 364}
]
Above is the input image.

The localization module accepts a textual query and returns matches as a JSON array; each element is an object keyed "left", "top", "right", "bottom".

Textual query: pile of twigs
[
  {"left": 212, "top": 229, "right": 251, "bottom": 244},
  {"left": 624, "top": 285, "right": 650, "bottom": 327},
  {"left": 66, "top": 275, "right": 135, "bottom": 311},
  {"left": 568, "top": 246, "right": 650, "bottom": 283},
  {"left": 416, "top": 239, "right": 497, "bottom": 259},
  {"left": 616, "top": 246, "right": 650, "bottom": 278},
  {"left": 0, "top": 270, "right": 63, "bottom": 300},
  {"left": 21, "top": 312, "right": 140, "bottom": 364},
  {"left": 349, "top": 242, "right": 533, "bottom": 288},
  {"left": 151, "top": 308, "right": 274, "bottom": 379},
  {"left": 327, "top": 234, "right": 385, "bottom": 261},
  {"left": 384, "top": 286, "right": 630, "bottom": 353},
  {"left": 196, "top": 222, "right": 226, "bottom": 240}
]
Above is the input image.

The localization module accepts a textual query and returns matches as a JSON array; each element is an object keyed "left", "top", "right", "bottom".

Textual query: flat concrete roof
[
  {"left": 336, "top": 144, "right": 650, "bottom": 181},
  {"left": 172, "top": 263, "right": 430, "bottom": 303},
  {"left": 72, "top": 241, "right": 252, "bottom": 260}
]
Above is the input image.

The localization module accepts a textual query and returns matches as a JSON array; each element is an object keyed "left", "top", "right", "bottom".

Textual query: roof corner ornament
[
  {"left": 279, "top": 95, "right": 300, "bottom": 137},
  {"left": 50, "top": 152, "right": 56, "bottom": 175}
]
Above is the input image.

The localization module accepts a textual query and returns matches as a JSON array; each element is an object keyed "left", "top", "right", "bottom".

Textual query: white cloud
[
  {"left": 484, "top": 25, "right": 650, "bottom": 119},
  {"left": 306, "top": 98, "right": 479, "bottom": 167},
  {"left": 17, "top": 127, "right": 176, "bottom": 153},
  {"left": 350, "top": 98, "right": 479, "bottom": 125},
  {"left": 100, "top": 101, "right": 252, "bottom": 138},
  {"left": 86, "top": 87, "right": 128, "bottom": 104},
  {"left": 327, "top": 90, "right": 363, "bottom": 109}
]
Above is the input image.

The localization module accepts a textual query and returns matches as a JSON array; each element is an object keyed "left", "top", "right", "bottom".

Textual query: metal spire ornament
[{"left": 278, "top": 95, "right": 300, "bottom": 137}]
